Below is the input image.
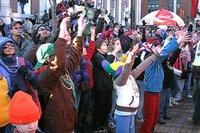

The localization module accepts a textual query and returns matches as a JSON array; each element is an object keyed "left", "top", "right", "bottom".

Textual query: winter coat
[
  {"left": 114, "top": 52, "right": 159, "bottom": 115},
  {"left": 92, "top": 52, "right": 115, "bottom": 92},
  {"left": 0, "top": 23, "right": 10, "bottom": 37},
  {"left": 0, "top": 37, "right": 37, "bottom": 97},
  {"left": 18, "top": 0, "right": 28, "bottom": 4},
  {"left": 22, "top": 42, "right": 40, "bottom": 66},
  {"left": 83, "top": 40, "right": 95, "bottom": 89},
  {"left": 71, "top": 56, "right": 90, "bottom": 91},
  {"left": 144, "top": 38, "right": 179, "bottom": 93},
  {"left": 38, "top": 37, "right": 83, "bottom": 133},
  {"left": 7, "top": 34, "right": 31, "bottom": 57}
]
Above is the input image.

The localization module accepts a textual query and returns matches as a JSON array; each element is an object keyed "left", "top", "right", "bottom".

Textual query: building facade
[
  {"left": 0, "top": 0, "right": 132, "bottom": 25},
  {"left": 0, "top": 0, "right": 192, "bottom": 26}
]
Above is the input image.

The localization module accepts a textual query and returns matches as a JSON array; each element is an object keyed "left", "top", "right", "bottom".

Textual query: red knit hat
[{"left": 9, "top": 91, "right": 40, "bottom": 124}]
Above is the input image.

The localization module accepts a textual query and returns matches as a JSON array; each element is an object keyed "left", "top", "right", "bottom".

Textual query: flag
[{"left": 191, "top": 0, "right": 199, "bottom": 18}]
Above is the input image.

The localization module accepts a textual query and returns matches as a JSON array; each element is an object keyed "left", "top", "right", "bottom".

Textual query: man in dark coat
[{"left": 18, "top": 0, "right": 28, "bottom": 14}]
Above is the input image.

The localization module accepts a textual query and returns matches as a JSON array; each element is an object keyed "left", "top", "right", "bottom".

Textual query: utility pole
[
  {"left": 173, "top": 0, "right": 177, "bottom": 14},
  {"left": 135, "top": 0, "right": 141, "bottom": 25},
  {"left": 131, "top": 0, "right": 135, "bottom": 28},
  {"left": 49, "top": 0, "right": 58, "bottom": 36}
]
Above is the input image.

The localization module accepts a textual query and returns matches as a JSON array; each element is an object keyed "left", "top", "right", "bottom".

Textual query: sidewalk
[{"left": 135, "top": 97, "right": 200, "bottom": 133}]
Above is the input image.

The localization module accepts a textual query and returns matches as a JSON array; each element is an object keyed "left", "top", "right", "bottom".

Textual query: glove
[
  {"left": 17, "top": 65, "right": 29, "bottom": 77},
  {"left": 70, "top": 11, "right": 82, "bottom": 21},
  {"left": 142, "top": 20, "right": 146, "bottom": 27}
]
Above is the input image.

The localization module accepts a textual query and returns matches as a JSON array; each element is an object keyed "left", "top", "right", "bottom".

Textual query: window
[
  {"left": 148, "top": 0, "right": 159, "bottom": 13},
  {"left": 168, "top": 0, "right": 181, "bottom": 11}
]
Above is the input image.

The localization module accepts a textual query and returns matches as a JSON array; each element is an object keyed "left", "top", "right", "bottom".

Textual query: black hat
[{"left": 9, "top": 21, "right": 23, "bottom": 29}]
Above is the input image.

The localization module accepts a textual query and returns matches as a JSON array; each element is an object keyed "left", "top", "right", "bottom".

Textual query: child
[
  {"left": 9, "top": 91, "right": 41, "bottom": 133},
  {"left": 101, "top": 43, "right": 159, "bottom": 133}
]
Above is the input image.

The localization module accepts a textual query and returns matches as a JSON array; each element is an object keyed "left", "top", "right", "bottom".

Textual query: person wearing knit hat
[
  {"left": 34, "top": 43, "right": 54, "bottom": 70},
  {"left": 23, "top": 24, "right": 53, "bottom": 66},
  {"left": 9, "top": 91, "right": 41, "bottom": 133}
]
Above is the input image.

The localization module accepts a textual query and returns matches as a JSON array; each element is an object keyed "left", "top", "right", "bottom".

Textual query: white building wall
[
  {"left": 118, "top": 0, "right": 122, "bottom": 23},
  {"left": 39, "top": 0, "right": 62, "bottom": 16},
  {"left": 0, "top": 0, "right": 11, "bottom": 23}
]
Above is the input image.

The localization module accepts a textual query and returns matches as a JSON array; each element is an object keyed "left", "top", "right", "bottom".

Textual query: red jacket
[{"left": 83, "top": 40, "right": 95, "bottom": 89}]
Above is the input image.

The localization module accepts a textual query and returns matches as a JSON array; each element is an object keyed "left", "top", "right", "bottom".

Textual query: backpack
[{"left": 19, "top": 57, "right": 42, "bottom": 114}]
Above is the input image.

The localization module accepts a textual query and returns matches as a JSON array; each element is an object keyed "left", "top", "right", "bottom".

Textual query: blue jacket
[
  {"left": 0, "top": 36, "right": 38, "bottom": 97},
  {"left": 144, "top": 38, "right": 179, "bottom": 93}
]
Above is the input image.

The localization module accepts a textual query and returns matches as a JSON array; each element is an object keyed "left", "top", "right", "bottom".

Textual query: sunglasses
[
  {"left": 13, "top": 27, "right": 22, "bottom": 30},
  {"left": 2, "top": 44, "right": 15, "bottom": 49},
  {"left": 38, "top": 27, "right": 51, "bottom": 31}
]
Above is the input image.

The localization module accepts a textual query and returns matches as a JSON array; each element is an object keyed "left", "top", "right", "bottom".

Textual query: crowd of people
[{"left": 0, "top": 0, "right": 200, "bottom": 133}]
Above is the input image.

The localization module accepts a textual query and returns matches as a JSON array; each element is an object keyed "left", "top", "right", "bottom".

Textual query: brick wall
[
  {"left": 31, "top": 0, "right": 39, "bottom": 14},
  {"left": 141, "top": 0, "right": 148, "bottom": 18},
  {"left": 10, "top": 0, "right": 39, "bottom": 14},
  {"left": 159, "top": 0, "right": 168, "bottom": 10},
  {"left": 179, "top": 0, "right": 192, "bottom": 24}
]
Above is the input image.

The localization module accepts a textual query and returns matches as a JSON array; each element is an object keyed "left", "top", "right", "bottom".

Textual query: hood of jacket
[{"left": 0, "top": 37, "right": 14, "bottom": 56}]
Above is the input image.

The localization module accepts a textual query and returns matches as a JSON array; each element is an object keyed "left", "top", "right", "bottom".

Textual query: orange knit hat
[{"left": 9, "top": 91, "right": 40, "bottom": 124}]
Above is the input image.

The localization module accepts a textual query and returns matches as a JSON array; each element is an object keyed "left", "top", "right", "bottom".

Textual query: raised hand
[
  {"left": 59, "top": 17, "right": 71, "bottom": 40},
  {"left": 90, "top": 25, "right": 95, "bottom": 41},
  {"left": 77, "top": 15, "right": 87, "bottom": 36},
  {"left": 177, "top": 31, "right": 189, "bottom": 44},
  {"left": 132, "top": 43, "right": 139, "bottom": 54},
  {"left": 90, "top": 25, "right": 95, "bottom": 34}
]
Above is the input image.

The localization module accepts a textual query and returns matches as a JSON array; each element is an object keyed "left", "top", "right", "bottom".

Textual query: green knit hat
[{"left": 35, "top": 43, "right": 54, "bottom": 69}]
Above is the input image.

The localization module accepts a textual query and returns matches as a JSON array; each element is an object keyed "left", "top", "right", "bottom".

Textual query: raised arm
[
  {"left": 114, "top": 44, "right": 138, "bottom": 86},
  {"left": 130, "top": 52, "right": 160, "bottom": 79}
]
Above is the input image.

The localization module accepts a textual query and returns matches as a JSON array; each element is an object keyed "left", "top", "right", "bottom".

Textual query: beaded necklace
[{"left": 60, "top": 69, "right": 77, "bottom": 109}]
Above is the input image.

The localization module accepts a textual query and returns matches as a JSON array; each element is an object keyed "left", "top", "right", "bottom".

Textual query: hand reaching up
[
  {"left": 90, "top": 25, "right": 95, "bottom": 35},
  {"left": 77, "top": 15, "right": 87, "bottom": 36},
  {"left": 132, "top": 43, "right": 139, "bottom": 54},
  {"left": 112, "top": 43, "right": 122, "bottom": 56},
  {"left": 177, "top": 30, "right": 189, "bottom": 44},
  {"left": 59, "top": 17, "right": 71, "bottom": 40},
  {"left": 90, "top": 26, "right": 95, "bottom": 41},
  {"left": 125, "top": 43, "right": 139, "bottom": 64}
]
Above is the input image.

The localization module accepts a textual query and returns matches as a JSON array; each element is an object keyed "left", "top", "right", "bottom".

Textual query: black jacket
[{"left": 92, "top": 52, "right": 115, "bottom": 92}]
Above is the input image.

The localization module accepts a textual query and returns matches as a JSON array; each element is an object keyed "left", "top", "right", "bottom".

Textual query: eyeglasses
[
  {"left": 2, "top": 44, "right": 15, "bottom": 49},
  {"left": 13, "top": 27, "right": 22, "bottom": 30},
  {"left": 38, "top": 27, "right": 51, "bottom": 31}
]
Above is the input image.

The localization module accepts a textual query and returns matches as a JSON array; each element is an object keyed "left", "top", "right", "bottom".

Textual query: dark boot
[{"left": 157, "top": 118, "right": 166, "bottom": 124}]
